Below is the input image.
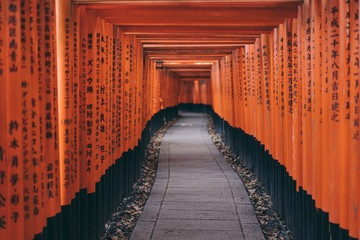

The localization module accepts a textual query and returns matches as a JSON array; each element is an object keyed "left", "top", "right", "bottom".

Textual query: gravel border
[
  {"left": 100, "top": 117, "right": 179, "bottom": 240},
  {"left": 207, "top": 116, "right": 293, "bottom": 240}
]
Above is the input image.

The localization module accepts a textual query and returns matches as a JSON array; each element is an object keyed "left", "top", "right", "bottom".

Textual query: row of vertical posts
[
  {"left": 178, "top": 80, "right": 212, "bottom": 106},
  {"left": 178, "top": 0, "right": 360, "bottom": 238},
  {"left": 0, "top": 1, "right": 179, "bottom": 239}
]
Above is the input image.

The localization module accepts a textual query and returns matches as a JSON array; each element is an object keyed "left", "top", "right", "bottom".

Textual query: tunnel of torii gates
[{"left": 1, "top": 0, "right": 360, "bottom": 239}]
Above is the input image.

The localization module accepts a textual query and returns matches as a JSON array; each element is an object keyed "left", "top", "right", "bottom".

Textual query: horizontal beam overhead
[
  {"left": 94, "top": 5, "right": 298, "bottom": 26},
  {"left": 121, "top": 26, "right": 272, "bottom": 35},
  {"left": 74, "top": 0, "right": 301, "bottom": 79}
]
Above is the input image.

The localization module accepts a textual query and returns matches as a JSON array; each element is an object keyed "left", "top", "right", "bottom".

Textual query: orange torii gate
[{"left": 1, "top": 0, "right": 360, "bottom": 239}]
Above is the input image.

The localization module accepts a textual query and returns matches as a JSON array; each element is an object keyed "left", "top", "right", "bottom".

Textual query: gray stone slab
[
  {"left": 155, "top": 219, "right": 241, "bottom": 230},
  {"left": 129, "top": 221, "right": 155, "bottom": 240},
  {"left": 151, "top": 229, "right": 244, "bottom": 240},
  {"left": 161, "top": 201, "right": 236, "bottom": 211},
  {"left": 165, "top": 187, "right": 232, "bottom": 196},
  {"left": 167, "top": 182, "right": 230, "bottom": 188},
  {"left": 237, "top": 204, "right": 260, "bottom": 224},
  {"left": 138, "top": 201, "right": 161, "bottom": 222},
  {"left": 168, "top": 178, "right": 229, "bottom": 183},
  {"left": 158, "top": 209, "right": 239, "bottom": 220},
  {"left": 242, "top": 223, "right": 265, "bottom": 240},
  {"left": 163, "top": 194, "right": 235, "bottom": 203}
]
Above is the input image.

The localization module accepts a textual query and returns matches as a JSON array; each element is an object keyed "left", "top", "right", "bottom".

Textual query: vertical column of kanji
[
  {"left": 220, "top": 58, "right": 227, "bottom": 121},
  {"left": 85, "top": 10, "right": 97, "bottom": 195},
  {"left": 0, "top": 0, "right": 7, "bottom": 237},
  {"left": 238, "top": 48, "right": 245, "bottom": 132},
  {"left": 301, "top": 0, "right": 311, "bottom": 194},
  {"left": 132, "top": 37, "right": 137, "bottom": 148},
  {"left": 328, "top": 0, "right": 341, "bottom": 224},
  {"left": 278, "top": 23, "right": 285, "bottom": 167},
  {"left": 144, "top": 47, "right": 148, "bottom": 130},
  {"left": 255, "top": 38, "right": 264, "bottom": 145},
  {"left": 122, "top": 34, "right": 130, "bottom": 152},
  {"left": 128, "top": 35, "right": 135, "bottom": 150},
  {"left": 271, "top": 29, "right": 278, "bottom": 159},
  {"left": 56, "top": 0, "right": 74, "bottom": 207},
  {"left": 132, "top": 37, "right": 138, "bottom": 147},
  {"left": 254, "top": 41, "right": 260, "bottom": 141},
  {"left": 349, "top": 0, "right": 359, "bottom": 237},
  {"left": 35, "top": 0, "right": 46, "bottom": 235},
  {"left": 50, "top": 0, "right": 61, "bottom": 219},
  {"left": 98, "top": 18, "right": 107, "bottom": 179},
  {"left": 272, "top": 28, "right": 280, "bottom": 162},
  {"left": 149, "top": 60, "right": 154, "bottom": 117},
  {"left": 210, "top": 65, "right": 215, "bottom": 111},
  {"left": 221, "top": 57, "right": 227, "bottom": 123},
  {"left": 232, "top": 50, "right": 240, "bottom": 128},
  {"left": 292, "top": 16, "right": 302, "bottom": 189},
  {"left": 320, "top": 0, "right": 329, "bottom": 213},
  {"left": 136, "top": 38, "right": 142, "bottom": 146},
  {"left": 310, "top": 0, "right": 322, "bottom": 209},
  {"left": 136, "top": 38, "right": 142, "bottom": 145},
  {"left": 115, "top": 27, "right": 123, "bottom": 160},
  {"left": 221, "top": 56, "right": 230, "bottom": 123},
  {"left": 103, "top": 21, "right": 109, "bottom": 172},
  {"left": 244, "top": 46, "right": 250, "bottom": 135},
  {"left": 109, "top": 23, "right": 116, "bottom": 166},
  {"left": 261, "top": 34, "right": 271, "bottom": 153},
  {"left": 217, "top": 61, "right": 221, "bottom": 116},
  {"left": 156, "top": 65, "right": 162, "bottom": 113},
  {"left": 5, "top": 0, "right": 24, "bottom": 238},
  {"left": 250, "top": 45, "right": 256, "bottom": 137},
  {"left": 79, "top": 6, "right": 87, "bottom": 191},
  {"left": 20, "top": 0, "right": 34, "bottom": 238},
  {"left": 358, "top": 2, "right": 360, "bottom": 236},
  {"left": 267, "top": 32, "right": 275, "bottom": 157},
  {"left": 145, "top": 56, "right": 150, "bottom": 127},
  {"left": 72, "top": 4, "right": 80, "bottom": 200},
  {"left": 284, "top": 20, "right": 293, "bottom": 177},
  {"left": 210, "top": 65, "right": 215, "bottom": 110},
  {"left": 94, "top": 16, "right": 102, "bottom": 184},
  {"left": 36, "top": 0, "right": 48, "bottom": 231},
  {"left": 229, "top": 55, "right": 235, "bottom": 127},
  {"left": 217, "top": 61, "right": 222, "bottom": 117},
  {"left": 148, "top": 59, "right": 153, "bottom": 116},
  {"left": 231, "top": 51, "right": 238, "bottom": 128},
  {"left": 106, "top": 21, "right": 111, "bottom": 171},
  {"left": 339, "top": 0, "right": 351, "bottom": 230},
  {"left": 149, "top": 59, "right": 154, "bottom": 118}
]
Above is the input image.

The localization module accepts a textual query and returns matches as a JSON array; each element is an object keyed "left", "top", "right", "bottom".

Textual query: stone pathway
[{"left": 130, "top": 112, "right": 265, "bottom": 240}]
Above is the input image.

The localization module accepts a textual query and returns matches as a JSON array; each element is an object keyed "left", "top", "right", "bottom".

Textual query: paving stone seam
[{"left": 200, "top": 117, "right": 247, "bottom": 240}]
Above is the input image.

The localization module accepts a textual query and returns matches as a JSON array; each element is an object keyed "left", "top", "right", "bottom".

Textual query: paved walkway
[{"left": 130, "top": 112, "right": 264, "bottom": 240}]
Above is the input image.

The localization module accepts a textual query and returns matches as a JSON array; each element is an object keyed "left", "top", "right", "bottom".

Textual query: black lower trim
[
  {"left": 180, "top": 103, "right": 355, "bottom": 240},
  {"left": 33, "top": 106, "right": 178, "bottom": 240}
]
